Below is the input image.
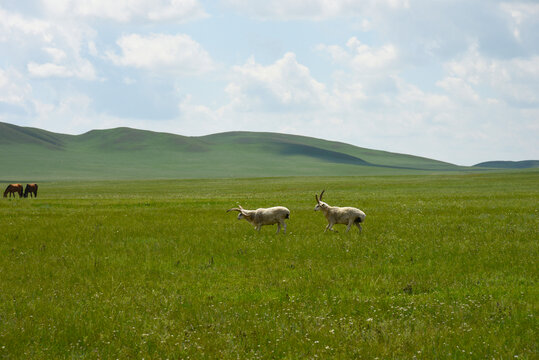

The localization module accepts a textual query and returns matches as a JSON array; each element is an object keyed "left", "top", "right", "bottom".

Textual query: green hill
[
  {"left": 1, "top": 121, "right": 468, "bottom": 180},
  {"left": 473, "top": 160, "right": 539, "bottom": 169}
]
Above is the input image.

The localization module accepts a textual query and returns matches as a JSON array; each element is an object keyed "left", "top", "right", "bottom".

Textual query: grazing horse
[
  {"left": 3, "top": 184, "right": 23, "bottom": 198},
  {"left": 24, "top": 183, "right": 38, "bottom": 198}
]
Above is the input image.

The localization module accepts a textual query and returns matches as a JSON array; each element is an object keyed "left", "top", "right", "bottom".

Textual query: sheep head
[{"left": 314, "top": 190, "right": 329, "bottom": 211}]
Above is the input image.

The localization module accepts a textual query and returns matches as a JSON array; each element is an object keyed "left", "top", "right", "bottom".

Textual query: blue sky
[{"left": 1, "top": 0, "right": 538, "bottom": 165}]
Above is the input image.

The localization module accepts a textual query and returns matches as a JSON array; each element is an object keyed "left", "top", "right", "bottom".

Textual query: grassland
[{"left": 0, "top": 171, "right": 537, "bottom": 359}]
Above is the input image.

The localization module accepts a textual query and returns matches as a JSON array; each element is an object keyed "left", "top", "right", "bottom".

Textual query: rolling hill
[
  {"left": 473, "top": 160, "right": 539, "bottom": 169},
  {"left": 0, "top": 121, "right": 475, "bottom": 180}
]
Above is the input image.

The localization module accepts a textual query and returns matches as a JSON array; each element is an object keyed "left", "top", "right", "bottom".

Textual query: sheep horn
[
  {"left": 320, "top": 190, "right": 325, "bottom": 201},
  {"left": 315, "top": 194, "right": 320, "bottom": 204},
  {"left": 227, "top": 205, "right": 247, "bottom": 215}
]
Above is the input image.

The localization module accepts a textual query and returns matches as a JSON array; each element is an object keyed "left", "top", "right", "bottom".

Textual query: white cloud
[
  {"left": 148, "top": 0, "right": 208, "bottom": 21},
  {"left": 0, "top": 7, "right": 98, "bottom": 80},
  {"left": 316, "top": 37, "right": 403, "bottom": 111},
  {"left": 41, "top": 0, "right": 208, "bottom": 23},
  {"left": 29, "top": 93, "right": 136, "bottom": 134},
  {"left": 87, "top": 41, "right": 98, "bottom": 57},
  {"left": 317, "top": 37, "right": 398, "bottom": 70},
  {"left": 225, "top": 52, "right": 329, "bottom": 112},
  {"left": 0, "top": 6, "right": 94, "bottom": 49},
  {"left": 0, "top": 68, "right": 32, "bottom": 106},
  {"left": 107, "top": 33, "right": 214, "bottom": 75},
  {"left": 0, "top": 7, "right": 52, "bottom": 42},
  {"left": 176, "top": 51, "right": 443, "bottom": 148},
  {"left": 35, "top": 93, "right": 93, "bottom": 120},
  {"left": 27, "top": 62, "right": 70, "bottom": 78},
  {"left": 436, "top": 77, "right": 480, "bottom": 105},
  {"left": 123, "top": 77, "right": 136, "bottom": 85},
  {"left": 500, "top": 2, "right": 539, "bottom": 41},
  {"left": 443, "top": 43, "right": 539, "bottom": 105},
  {"left": 27, "top": 59, "right": 96, "bottom": 80},
  {"left": 44, "top": 47, "right": 67, "bottom": 62},
  {"left": 222, "top": 0, "right": 408, "bottom": 20}
]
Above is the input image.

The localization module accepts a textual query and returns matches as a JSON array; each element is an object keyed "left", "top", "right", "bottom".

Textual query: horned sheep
[
  {"left": 314, "top": 190, "right": 366, "bottom": 233},
  {"left": 227, "top": 205, "right": 290, "bottom": 234}
]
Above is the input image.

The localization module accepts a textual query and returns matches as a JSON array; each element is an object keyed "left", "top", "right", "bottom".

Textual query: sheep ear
[{"left": 320, "top": 190, "right": 325, "bottom": 201}]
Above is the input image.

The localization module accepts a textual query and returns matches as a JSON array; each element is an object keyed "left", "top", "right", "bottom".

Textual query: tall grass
[{"left": 0, "top": 172, "right": 537, "bottom": 358}]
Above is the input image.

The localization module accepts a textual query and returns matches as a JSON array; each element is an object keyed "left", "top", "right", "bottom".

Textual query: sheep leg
[
  {"left": 346, "top": 221, "right": 353, "bottom": 233},
  {"left": 256, "top": 225, "right": 261, "bottom": 232},
  {"left": 355, "top": 222, "right": 362, "bottom": 233},
  {"left": 276, "top": 221, "right": 286, "bottom": 234}
]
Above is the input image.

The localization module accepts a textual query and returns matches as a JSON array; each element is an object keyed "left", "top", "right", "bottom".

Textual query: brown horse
[
  {"left": 24, "top": 183, "right": 39, "bottom": 198},
  {"left": 3, "top": 184, "right": 23, "bottom": 198}
]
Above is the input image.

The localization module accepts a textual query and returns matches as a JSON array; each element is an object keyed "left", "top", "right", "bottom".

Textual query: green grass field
[{"left": 1, "top": 172, "right": 537, "bottom": 358}]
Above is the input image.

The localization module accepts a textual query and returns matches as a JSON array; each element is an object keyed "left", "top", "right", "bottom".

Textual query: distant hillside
[
  {"left": 473, "top": 160, "right": 539, "bottom": 169},
  {"left": 0, "top": 121, "right": 469, "bottom": 180},
  {"left": 0, "top": 122, "right": 70, "bottom": 149}
]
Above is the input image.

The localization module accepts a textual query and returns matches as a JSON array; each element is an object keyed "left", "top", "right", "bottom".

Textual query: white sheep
[
  {"left": 314, "top": 190, "right": 366, "bottom": 233},
  {"left": 227, "top": 205, "right": 290, "bottom": 234}
]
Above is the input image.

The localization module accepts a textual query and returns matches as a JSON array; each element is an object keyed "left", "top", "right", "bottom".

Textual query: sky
[{"left": 0, "top": 0, "right": 538, "bottom": 166}]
